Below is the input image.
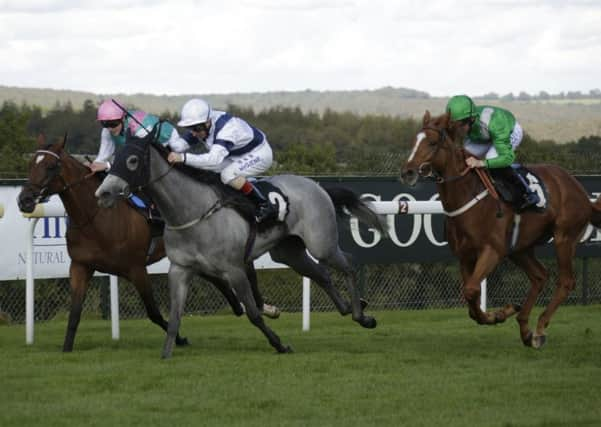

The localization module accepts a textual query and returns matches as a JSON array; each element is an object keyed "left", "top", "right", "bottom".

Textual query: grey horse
[{"left": 95, "top": 127, "right": 388, "bottom": 357}]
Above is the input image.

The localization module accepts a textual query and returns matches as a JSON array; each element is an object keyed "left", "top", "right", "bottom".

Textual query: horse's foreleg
[
  {"left": 463, "top": 246, "right": 502, "bottom": 325},
  {"left": 509, "top": 250, "right": 548, "bottom": 347},
  {"left": 63, "top": 262, "right": 93, "bottom": 352},
  {"left": 162, "top": 263, "right": 194, "bottom": 359},
  {"left": 246, "top": 263, "right": 264, "bottom": 310},
  {"left": 245, "top": 263, "right": 280, "bottom": 318},
  {"left": 532, "top": 234, "right": 578, "bottom": 348},
  {"left": 128, "top": 267, "right": 188, "bottom": 346},
  {"left": 230, "top": 269, "right": 291, "bottom": 353}
]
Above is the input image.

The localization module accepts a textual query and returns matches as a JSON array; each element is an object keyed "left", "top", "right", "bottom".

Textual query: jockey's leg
[
  {"left": 508, "top": 166, "right": 540, "bottom": 211},
  {"left": 229, "top": 176, "right": 277, "bottom": 223},
  {"left": 490, "top": 166, "right": 539, "bottom": 211}
]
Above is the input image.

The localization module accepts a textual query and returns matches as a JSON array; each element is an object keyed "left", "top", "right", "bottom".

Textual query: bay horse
[
  {"left": 400, "top": 111, "right": 601, "bottom": 348},
  {"left": 95, "top": 126, "right": 387, "bottom": 357},
  {"left": 17, "top": 135, "right": 246, "bottom": 351}
]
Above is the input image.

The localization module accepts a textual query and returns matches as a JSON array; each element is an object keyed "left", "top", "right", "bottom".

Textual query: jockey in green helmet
[{"left": 446, "top": 95, "right": 540, "bottom": 211}]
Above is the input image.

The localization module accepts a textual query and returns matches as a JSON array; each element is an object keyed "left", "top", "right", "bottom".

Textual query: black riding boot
[
  {"left": 491, "top": 167, "right": 540, "bottom": 211},
  {"left": 245, "top": 183, "right": 277, "bottom": 223},
  {"left": 504, "top": 167, "right": 540, "bottom": 211}
]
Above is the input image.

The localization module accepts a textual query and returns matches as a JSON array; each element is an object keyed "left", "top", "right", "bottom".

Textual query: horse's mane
[
  {"left": 42, "top": 141, "right": 103, "bottom": 186},
  {"left": 150, "top": 143, "right": 256, "bottom": 221}
]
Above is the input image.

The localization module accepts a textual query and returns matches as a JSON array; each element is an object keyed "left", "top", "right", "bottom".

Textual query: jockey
[
  {"left": 446, "top": 95, "right": 540, "bottom": 211},
  {"left": 90, "top": 99, "right": 189, "bottom": 173},
  {"left": 167, "top": 98, "right": 277, "bottom": 223}
]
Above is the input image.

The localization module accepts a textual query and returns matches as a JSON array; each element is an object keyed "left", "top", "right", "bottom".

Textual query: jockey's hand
[
  {"left": 90, "top": 162, "right": 109, "bottom": 173},
  {"left": 466, "top": 157, "right": 486, "bottom": 169},
  {"left": 167, "top": 152, "right": 184, "bottom": 164}
]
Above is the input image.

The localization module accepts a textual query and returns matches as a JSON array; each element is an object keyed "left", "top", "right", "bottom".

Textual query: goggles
[{"left": 100, "top": 119, "right": 122, "bottom": 129}]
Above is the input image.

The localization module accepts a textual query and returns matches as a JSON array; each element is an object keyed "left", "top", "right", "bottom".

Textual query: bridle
[
  {"left": 416, "top": 126, "right": 470, "bottom": 184},
  {"left": 28, "top": 149, "right": 91, "bottom": 202},
  {"left": 26, "top": 149, "right": 101, "bottom": 228},
  {"left": 115, "top": 142, "right": 175, "bottom": 197}
]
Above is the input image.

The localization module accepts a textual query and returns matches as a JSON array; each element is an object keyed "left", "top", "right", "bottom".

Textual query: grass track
[{"left": 1, "top": 306, "right": 601, "bottom": 427}]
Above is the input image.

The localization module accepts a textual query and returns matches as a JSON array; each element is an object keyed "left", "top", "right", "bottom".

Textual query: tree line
[{"left": 1, "top": 99, "right": 601, "bottom": 178}]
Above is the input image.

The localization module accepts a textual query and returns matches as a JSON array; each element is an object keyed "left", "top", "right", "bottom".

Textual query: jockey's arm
[
  {"left": 484, "top": 119, "right": 515, "bottom": 169},
  {"left": 93, "top": 129, "right": 115, "bottom": 170},
  {"left": 182, "top": 144, "right": 229, "bottom": 169},
  {"left": 165, "top": 128, "right": 191, "bottom": 153}
]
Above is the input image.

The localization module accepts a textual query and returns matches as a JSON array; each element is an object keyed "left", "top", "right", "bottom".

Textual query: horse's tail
[
  {"left": 324, "top": 186, "right": 389, "bottom": 236},
  {"left": 590, "top": 196, "right": 601, "bottom": 228}
]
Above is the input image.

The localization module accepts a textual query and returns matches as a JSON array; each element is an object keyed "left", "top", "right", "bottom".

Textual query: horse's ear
[
  {"left": 422, "top": 110, "right": 431, "bottom": 126},
  {"left": 59, "top": 132, "right": 68, "bottom": 150},
  {"left": 440, "top": 112, "right": 451, "bottom": 128},
  {"left": 37, "top": 134, "right": 46, "bottom": 147}
]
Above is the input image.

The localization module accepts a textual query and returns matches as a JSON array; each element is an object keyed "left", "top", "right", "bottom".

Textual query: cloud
[{"left": 1, "top": 0, "right": 600, "bottom": 96}]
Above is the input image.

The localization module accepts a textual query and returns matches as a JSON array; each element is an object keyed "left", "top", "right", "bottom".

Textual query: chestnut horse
[
  {"left": 17, "top": 135, "right": 244, "bottom": 351},
  {"left": 401, "top": 111, "right": 601, "bottom": 348}
]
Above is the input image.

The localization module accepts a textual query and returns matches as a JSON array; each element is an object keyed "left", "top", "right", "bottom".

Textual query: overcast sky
[{"left": 1, "top": 0, "right": 600, "bottom": 97}]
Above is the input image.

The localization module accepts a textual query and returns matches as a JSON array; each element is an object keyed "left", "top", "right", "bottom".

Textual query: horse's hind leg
[
  {"left": 533, "top": 233, "right": 578, "bottom": 348},
  {"left": 128, "top": 267, "right": 188, "bottom": 346},
  {"left": 321, "top": 247, "right": 376, "bottom": 329},
  {"left": 270, "top": 237, "right": 352, "bottom": 315},
  {"left": 230, "top": 267, "right": 291, "bottom": 353},
  {"left": 63, "top": 262, "right": 93, "bottom": 352},
  {"left": 509, "top": 249, "right": 549, "bottom": 347},
  {"left": 162, "top": 263, "right": 194, "bottom": 359}
]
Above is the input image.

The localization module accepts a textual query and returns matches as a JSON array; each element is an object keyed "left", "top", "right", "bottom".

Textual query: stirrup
[{"left": 518, "top": 193, "right": 539, "bottom": 211}]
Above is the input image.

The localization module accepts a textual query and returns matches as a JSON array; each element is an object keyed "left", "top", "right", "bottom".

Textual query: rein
[
  {"left": 165, "top": 199, "right": 223, "bottom": 230},
  {"left": 415, "top": 127, "right": 503, "bottom": 218}
]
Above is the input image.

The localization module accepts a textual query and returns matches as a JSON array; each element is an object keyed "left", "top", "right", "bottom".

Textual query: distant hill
[{"left": 1, "top": 85, "right": 601, "bottom": 143}]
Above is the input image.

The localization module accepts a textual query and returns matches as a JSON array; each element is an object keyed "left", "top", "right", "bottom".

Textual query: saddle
[{"left": 127, "top": 193, "right": 165, "bottom": 238}]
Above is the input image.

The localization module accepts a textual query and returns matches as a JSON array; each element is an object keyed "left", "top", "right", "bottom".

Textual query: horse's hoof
[
  {"left": 277, "top": 345, "right": 293, "bottom": 354},
  {"left": 494, "top": 311, "right": 506, "bottom": 324},
  {"left": 522, "top": 331, "right": 533, "bottom": 347},
  {"left": 531, "top": 334, "right": 546, "bottom": 349},
  {"left": 161, "top": 352, "right": 172, "bottom": 359},
  {"left": 262, "top": 304, "right": 281, "bottom": 319},
  {"left": 175, "top": 336, "right": 189, "bottom": 346},
  {"left": 360, "top": 298, "right": 369, "bottom": 310},
  {"left": 359, "top": 316, "right": 377, "bottom": 329},
  {"left": 513, "top": 304, "right": 522, "bottom": 313}
]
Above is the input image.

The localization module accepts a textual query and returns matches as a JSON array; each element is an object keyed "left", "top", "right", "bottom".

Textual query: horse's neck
[
  {"left": 437, "top": 149, "right": 484, "bottom": 213},
  {"left": 146, "top": 148, "right": 218, "bottom": 226},
  {"left": 57, "top": 160, "right": 101, "bottom": 225}
]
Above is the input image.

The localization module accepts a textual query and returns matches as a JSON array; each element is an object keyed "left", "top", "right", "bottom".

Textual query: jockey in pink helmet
[{"left": 90, "top": 99, "right": 190, "bottom": 174}]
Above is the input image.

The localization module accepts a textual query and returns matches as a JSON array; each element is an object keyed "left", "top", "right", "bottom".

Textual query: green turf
[{"left": 1, "top": 307, "right": 600, "bottom": 427}]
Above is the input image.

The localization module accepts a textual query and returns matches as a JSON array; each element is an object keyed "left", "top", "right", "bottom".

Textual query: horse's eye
[
  {"left": 428, "top": 139, "right": 438, "bottom": 147},
  {"left": 126, "top": 155, "right": 139, "bottom": 171}
]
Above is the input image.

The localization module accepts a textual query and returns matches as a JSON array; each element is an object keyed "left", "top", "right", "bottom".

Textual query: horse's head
[
  {"left": 95, "top": 125, "right": 158, "bottom": 208},
  {"left": 400, "top": 110, "right": 456, "bottom": 186},
  {"left": 17, "top": 134, "right": 68, "bottom": 213}
]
